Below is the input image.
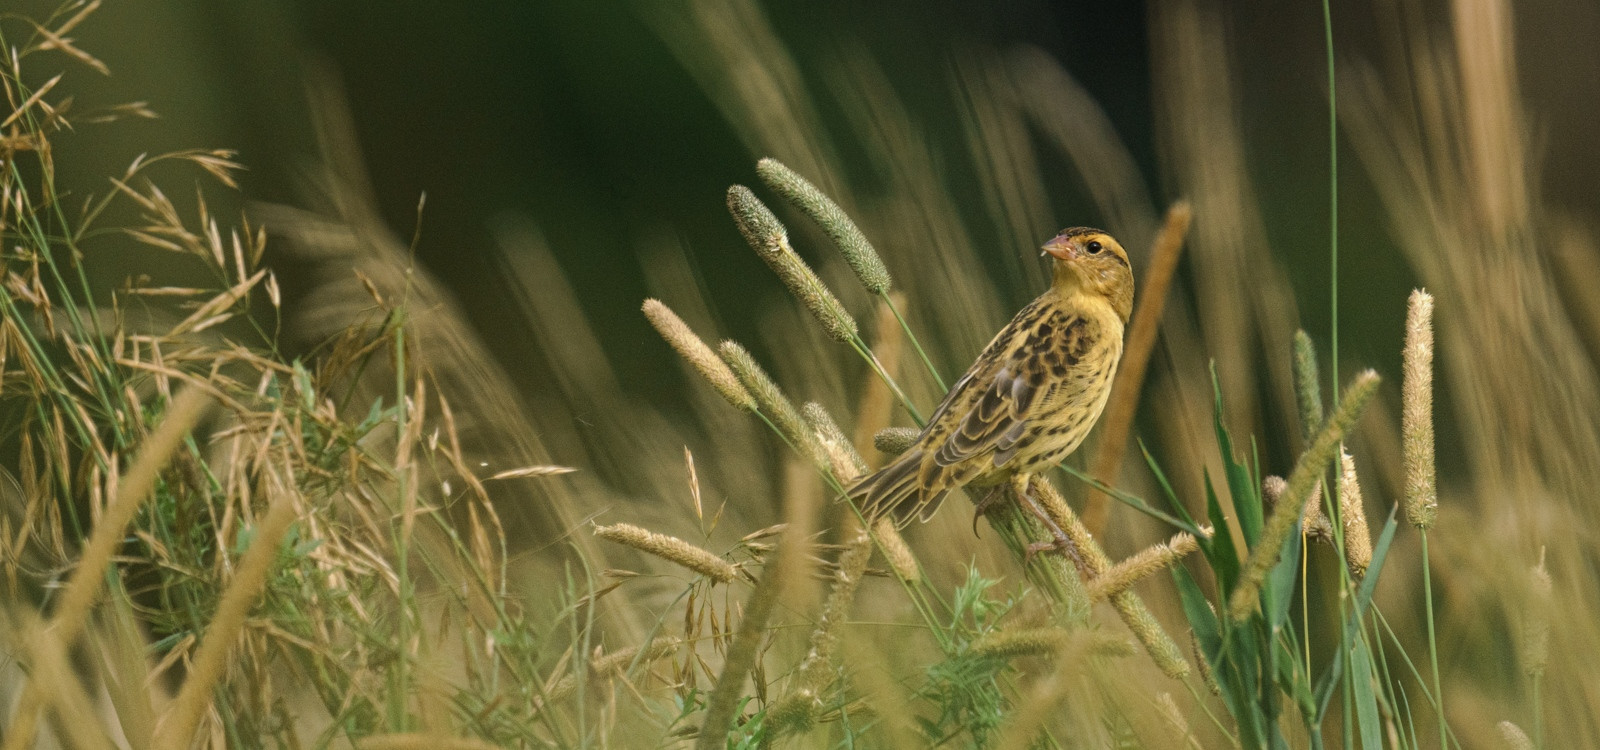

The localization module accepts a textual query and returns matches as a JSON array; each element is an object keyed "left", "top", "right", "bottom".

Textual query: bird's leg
[
  {"left": 1013, "top": 474, "right": 1084, "bottom": 570},
  {"left": 970, "top": 485, "right": 1008, "bottom": 536}
]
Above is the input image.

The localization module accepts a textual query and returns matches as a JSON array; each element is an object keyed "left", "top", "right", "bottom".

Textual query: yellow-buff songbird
[{"left": 848, "top": 227, "right": 1133, "bottom": 523}]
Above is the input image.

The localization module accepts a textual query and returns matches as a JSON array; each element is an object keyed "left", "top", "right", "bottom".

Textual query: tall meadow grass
[{"left": 1, "top": 0, "right": 1595, "bottom": 747}]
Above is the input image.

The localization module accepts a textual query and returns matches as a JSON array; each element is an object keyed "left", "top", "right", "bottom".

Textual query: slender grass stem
[
  {"left": 1322, "top": 0, "right": 1339, "bottom": 406},
  {"left": 1370, "top": 605, "right": 1462, "bottom": 749},
  {"left": 1420, "top": 531, "right": 1447, "bottom": 749},
  {"left": 1302, "top": 530, "right": 1312, "bottom": 682},
  {"left": 848, "top": 337, "right": 925, "bottom": 426},
  {"left": 1183, "top": 677, "right": 1242, "bottom": 749},
  {"left": 880, "top": 291, "right": 946, "bottom": 391},
  {"left": 1533, "top": 681, "right": 1543, "bottom": 750}
]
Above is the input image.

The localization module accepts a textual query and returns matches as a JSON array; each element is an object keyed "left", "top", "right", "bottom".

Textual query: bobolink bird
[{"left": 849, "top": 227, "right": 1133, "bottom": 524}]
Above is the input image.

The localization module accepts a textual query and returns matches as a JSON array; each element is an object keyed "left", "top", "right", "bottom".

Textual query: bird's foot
[
  {"left": 1012, "top": 475, "right": 1085, "bottom": 570},
  {"left": 970, "top": 486, "right": 1007, "bottom": 536},
  {"left": 1023, "top": 537, "right": 1081, "bottom": 567}
]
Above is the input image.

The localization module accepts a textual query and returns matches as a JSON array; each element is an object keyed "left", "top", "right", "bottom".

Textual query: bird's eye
[{"left": 1086, "top": 240, "right": 1103, "bottom": 254}]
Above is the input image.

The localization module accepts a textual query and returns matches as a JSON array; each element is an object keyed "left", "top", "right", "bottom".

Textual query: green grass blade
[
  {"left": 1211, "top": 364, "right": 1262, "bottom": 545},
  {"left": 1265, "top": 522, "right": 1303, "bottom": 632},
  {"left": 1352, "top": 636, "right": 1382, "bottom": 750},
  {"left": 1203, "top": 468, "right": 1240, "bottom": 595},
  {"left": 1315, "top": 505, "right": 1400, "bottom": 715},
  {"left": 1139, "top": 439, "right": 1196, "bottom": 527},
  {"left": 1059, "top": 464, "right": 1203, "bottom": 536}
]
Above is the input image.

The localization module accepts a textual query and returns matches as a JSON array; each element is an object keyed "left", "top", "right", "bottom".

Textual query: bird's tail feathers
[{"left": 847, "top": 449, "right": 950, "bottom": 524}]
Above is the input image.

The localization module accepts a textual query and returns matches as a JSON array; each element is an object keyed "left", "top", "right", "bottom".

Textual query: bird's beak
[{"left": 1041, "top": 236, "right": 1073, "bottom": 261}]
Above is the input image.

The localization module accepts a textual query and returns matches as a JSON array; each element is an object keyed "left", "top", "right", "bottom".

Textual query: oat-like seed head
[{"left": 592, "top": 522, "right": 736, "bottom": 583}]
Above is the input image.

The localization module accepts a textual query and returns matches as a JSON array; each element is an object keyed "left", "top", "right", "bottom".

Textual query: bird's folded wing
[{"left": 932, "top": 314, "right": 1092, "bottom": 468}]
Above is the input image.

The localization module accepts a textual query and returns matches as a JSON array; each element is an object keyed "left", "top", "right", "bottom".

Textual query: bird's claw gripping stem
[{"left": 1011, "top": 475, "right": 1085, "bottom": 571}]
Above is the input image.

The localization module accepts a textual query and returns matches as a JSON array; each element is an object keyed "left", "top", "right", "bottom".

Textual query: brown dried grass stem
[
  {"left": 853, "top": 295, "right": 905, "bottom": 463},
  {"left": 1085, "top": 202, "right": 1191, "bottom": 535},
  {"left": 2, "top": 386, "right": 212, "bottom": 750}
]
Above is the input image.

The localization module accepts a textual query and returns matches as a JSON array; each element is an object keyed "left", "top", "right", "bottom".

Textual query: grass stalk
[
  {"left": 694, "top": 517, "right": 794, "bottom": 748},
  {"left": 1322, "top": 0, "right": 1340, "bottom": 405},
  {"left": 1228, "top": 370, "right": 1378, "bottom": 620},
  {"left": 1085, "top": 200, "right": 1191, "bottom": 534},
  {"left": 1420, "top": 532, "right": 1445, "bottom": 747},
  {"left": 880, "top": 291, "right": 947, "bottom": 391},
  {"left": 1030, "top": 477, "right": 1189, "bottom": 678},
  {"left": 1404, "top": 287, "right": 1445, "bottom": 747}
]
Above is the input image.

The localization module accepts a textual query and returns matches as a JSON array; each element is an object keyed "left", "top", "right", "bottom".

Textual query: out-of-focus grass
[{"left": 1, "top": 0, "right": 1596, "bottom": 747}]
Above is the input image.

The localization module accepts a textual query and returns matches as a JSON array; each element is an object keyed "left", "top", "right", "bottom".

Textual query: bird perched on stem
[{"left": 849, "top": 228, "right": 1133, "bottom": 525}]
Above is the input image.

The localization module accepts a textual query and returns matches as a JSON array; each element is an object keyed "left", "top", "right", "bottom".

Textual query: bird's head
[{"left": 1042, "top": 228, "right": 1134, "bottom": 322}]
